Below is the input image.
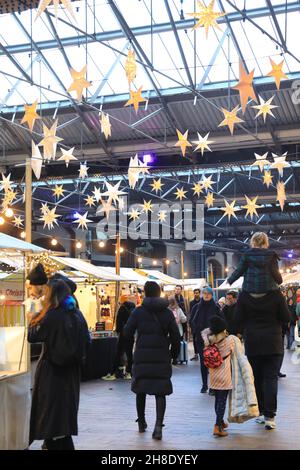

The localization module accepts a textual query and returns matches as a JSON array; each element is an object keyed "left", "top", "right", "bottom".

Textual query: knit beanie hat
[
  {"left": 26, "top": 263, "right": 48, "bottom": 286},
  {"left": 209, "top": 316, "right": 227, "bottom": 335},
  {"left": 203, "top": 286, "right": 213, "bottom": 295},
  {"left": 51, "top": 273, "right": 77, "bottom": 294}
]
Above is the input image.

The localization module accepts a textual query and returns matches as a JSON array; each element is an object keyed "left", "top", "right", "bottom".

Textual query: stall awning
[
  {"left": 282, "top": 272, "right": 300, "bottom": 285},
  {"left": 102, "top": 267, "right": 148, "bottom": 285},
  {"left": 140, "top": 270, "right": 180, "bottom": 285},
  {"left": 0, "top": 233, "right": 43, "bottom": 253},
  {"left": 217, "top": 278, "right": 243, "bottom": 290},
  {"left": 50, "top": 257, "right": 126, "bottom": 282},
  {"left": 181, "top": 278, "right": 207, "bottom": 288}
]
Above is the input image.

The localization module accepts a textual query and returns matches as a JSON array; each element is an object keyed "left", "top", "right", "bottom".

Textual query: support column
[{"left": 25, "top": 157, "right": 32, "bottom": 243}]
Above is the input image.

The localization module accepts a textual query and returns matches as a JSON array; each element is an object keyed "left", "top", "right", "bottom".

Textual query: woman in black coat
[
  {"left": 28, "top": 279, "right": 90, "bottom": 450},
  {"left": 124, "top": 281, "right": 181, "bottom": 440}
]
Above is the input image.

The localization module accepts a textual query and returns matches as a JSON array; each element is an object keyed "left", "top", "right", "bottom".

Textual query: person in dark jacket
[
  {"left": 223, "top": 290, "right": 239, "bottom": 336},
  {"left": 124, "top": 281, "right": 180, "bottom": 441},
  {"left": 235, "top": 289, "right": 290, "bottom": 430},
  {"left": 227, "top": 232, "right": 282, "bottom": 294},
  {"left": 28, "top": 279, "right": 90, "bottom": 450},
  {"left": 189, "top": 289, "right": 201, "bottom": 361},
  {"left": 191, "top": 286, "right": 222, "bottom": 394}
]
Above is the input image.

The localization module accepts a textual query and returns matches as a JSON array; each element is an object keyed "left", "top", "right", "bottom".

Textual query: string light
[
  {"left": 152, "top": 260, "right": 157, "bottom": 266},
  {"left": 99, "top": 241, "right": 105, "bottom": 248},
  {"left": 165, "top": 259, "right": 170, "bottom": 265},
  {"left": 4, "top": 208, "right": 13, "bottom": 218},
  {"left": 184, "top": 272, "right": 187, "bottom": 277},
  {"left": 137, "top": 257, "right": 143, "bottom": 263},
  {"left": 76, "top": 241, "right": 82, "bottom": 249},
  {"left": 0, "top": 217, "right": 4, "bottom": 225},
  {"left": 225, "top": 267, "right": 229, "bottom": 273},
  {"left": 120, "top": 247, "right": 124, "bottom": 253},
  {"left": 51, "top": 238, "right": 58, "bottom": 246},
  {"left": 20, "top": 231, "right": 26, "bottom": 238}
]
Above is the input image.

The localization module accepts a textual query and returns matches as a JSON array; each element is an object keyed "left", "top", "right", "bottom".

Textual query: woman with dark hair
[
  {"left": 28, "top": 279, "right": 90, "bottom": 450},
  {"left": 124, "top": 281, "right": 180, "bottom": 441}
]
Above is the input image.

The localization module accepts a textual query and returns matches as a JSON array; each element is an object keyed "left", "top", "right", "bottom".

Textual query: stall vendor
[{"left": 24, "top": 263, "right": 48, "bottom": 316}]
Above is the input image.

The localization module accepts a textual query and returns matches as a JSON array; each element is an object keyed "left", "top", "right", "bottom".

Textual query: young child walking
[{"left": 202, "top": 316, "right": 235, "bottom": 437}]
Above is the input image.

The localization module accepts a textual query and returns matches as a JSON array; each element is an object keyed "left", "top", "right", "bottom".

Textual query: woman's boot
[
  {"left": 152, "top": 423, "right": 164, "bottom": 440},
  {"left": 136, "top": 417, "right": 147, "bottom": 433}
]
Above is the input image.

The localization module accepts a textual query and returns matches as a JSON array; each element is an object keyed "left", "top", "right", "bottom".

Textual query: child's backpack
[{"left": 203, "top": 344, "right": 224, "bottom": 369}]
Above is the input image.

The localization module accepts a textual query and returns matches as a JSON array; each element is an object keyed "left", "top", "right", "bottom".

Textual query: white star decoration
[
  {"left": 101, "top": 181, "right": 127, "bottom": 204},
  {"left": 78, "top": 162, "right": 89, "bottom": 179},
  {"left": 39, "top": 206, "right": 61, "bottom": 230},
  {"left": 0, "top": 174, "right": 12, "bottom": 192},
  {"left": 193, "top": 132, "right": 214, "bottom": 155},
  {"left": 251, "top": 152, "right": 270, "bottom": 172},
  {"left": 271, "top": 153, "right": 290, "bottom": 177},
  {"left": 74, "top": 212, "right": 92, "bottom": 230},
  {"left": 57, "top": 147, "right": 77, "bottom": 168}
]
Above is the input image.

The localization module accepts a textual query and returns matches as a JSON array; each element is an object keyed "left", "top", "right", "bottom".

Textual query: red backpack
[{"left": 203, "top": 344, "right": 224, "bottom": 369}]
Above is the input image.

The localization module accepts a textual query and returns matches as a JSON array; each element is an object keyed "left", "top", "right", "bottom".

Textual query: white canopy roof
[
  {"left": 0, "top": 233, "right": 43, "bottom": 253},
  {"left": 102, "top": 267, "right": 149, "bottom": 285},
  {"left": 217, "top": 278, "right": 243, "bottom": 290},
  {"left": 50, "top": 257, "right": 126, "bottom": 282},
  {"left": 282, "top": 271, "right": 300, "bottom": 285},
  {"left": 139, "top": 270, "right": 180, "bottom": 285},
  {"left": 182, "top": 278, "right": 207, "bottom": 288}
]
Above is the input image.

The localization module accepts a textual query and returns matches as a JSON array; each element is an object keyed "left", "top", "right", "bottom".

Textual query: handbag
[{"left": 203, "top": 339, "right": 230, "bottom": 369}]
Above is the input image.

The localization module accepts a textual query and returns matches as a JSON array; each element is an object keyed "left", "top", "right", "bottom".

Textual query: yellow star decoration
[
  {"left": 2, "top": 189, "right": 17, "bottom": 208},
  {"left": 242, "top": 195, "right": 260, "bottom": 220},
  {"left": 205, "top": 192, "right": 214, "bottom": 208},
  {"left": 175, "top": 129, "right": 192, "bottom": 157},
  {"left": 158, "top": 210, "right": 167, "bottom": 223},
  {"left": 53, "top": 185, "right": 65, "bottom": 199},
  {"left": 124, "top": 86, "right": 147, "bottom": 113},
  {"left": 174, "top": 187, "right": 188, "bottom": 201},
  {"left": 13, "top": 216, "right": 24, "bottom": 228},
  {"left": 251, "top": 152, "right": 270, "bottom": 172},
  {"left": 20, "top": 100, "right": 40, "bottom": 132},
  {"left": 263, "top": 170, "right": 273, "bottom": 188},
  {"left": 150, "top": 178, "right": 164, "bottom": 193},
  {"left": 277, "top": 181, "right": 286, "bottom": 211},
  {"left": 129, "top": 208, "right": 140, "bottom": 221},
  {"left": 221, "top": 199, "right": 239, "bottom": 221},
  {"left": 201, "top": 175, "right": 216, "bottom": 191},
  {"left": 267, "top": 58, "right": 288, "bottom": 90},
  {"left": 85, "top": 195, "right": 95, "bottom": 207},
  {"left": 218, "top": 106, "right": 244, "bottom": 135},
  {"left": 74, "top": 212, "right": 92, "bottom": 230},
  {"left": 193, "top": 132, "right": 214, "bottom": 155},
  {"left": 39, "top": 206, "right": 61, "bottom": 230},
  {"left": 38, "top": 119, "right": 63, "bottom": 161},
  {"left": 232, "top": 60, "right": 257, "bottom": 114},
  {"left": 252, "top": 96, "right": 278, "bottom": 122},
  {"left": 187, "top": 0, "right": 226, "bottom": 38},
  {"left": 271, "top": 152, "right": 290, "bottom": 177},
  {"left": 57, "top": 147, "right": 77, "bottom": 168},
  {"left": 40, "top": 203, "right": 49, "bottom": 215},
  {"left": 193, "top": 182, "right": 203, "bottom": 197},
  {"left": 67, "top": 66, "right": 91, "bottom": 101},
  {"left": 142, "top": 199, "right": 153, "bottom": 213},
  {"left": 100, "top": 112, "right": 112, "bottom": 140},
  {"left": 35, "top": 0, "right": 76, "bottom": 21},
  {"left": 125, "top": 49, "right": 137, "bottom": 86}
]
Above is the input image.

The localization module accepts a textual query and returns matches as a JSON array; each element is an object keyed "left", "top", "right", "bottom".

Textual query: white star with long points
[
  {"left": 74, "top": 212, "right": 92, "bottom": 230},
  {"left": 101, "top": 181, "right": 127, "bottom": 204}
]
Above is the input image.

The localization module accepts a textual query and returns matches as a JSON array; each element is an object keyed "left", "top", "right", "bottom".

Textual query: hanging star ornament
[
  {"left": 0, "top": 173, "right": 12, "bottom": 192},
  {"left": 101, "top": 181, "right": 127, "bottom": 204},
  {"left": 263, "top": 170, "right": 273, "bottom": 188},
  {"left": 2, "top": 189, "right": 17, "bottom": 209},
  {"left": 124, "top": 86, "right": 147, "bottom": 113},
  {"left": 78, "top": 162, "right": 89, "bottom": 179},
  {"left": 92, "top": 187, "right": 102, "bottom": 202},
  {"left": 174, "top": 187, "right": 188, "bottom": 201},
  {"left": 175, "top": 129, "right": 192, "bottom": 157},
  {"left": 251, "top": 152, "right": 270, "bottom": 172},
  {"left": 74, "top": 212, "right": 92, "bottom": 230},
  {"left": 193, "top": 132, "right": 214, "bottom": 156},
  {"left": 53, "top": 185, "right": 65, "bottom": 199},
  {"left": 218, "top": 106, "right": 244, "bottom": 135},
  {"left": 57, "top": 147, "right": 77, "bottom": 168},
  {"left": 97, "top": 198, "right": 115, "bottom": 219},
  {"left": 128, "top": 208, "right": 140, "bottom": 221},
  {"left": 277, "top": 181, "right": 286, "bottom": 211},
  {"left": 267, "top": 58, "right": 288, "bottom": 90},
  {"left": 38, "top": 119, "right": 63, "bottom": 161},
  {"left": 150, "top": 178, "right": 164, "bottom": 193},
  {"left": 187, "top": 0, "right": 226, "bottom": 37},
  {"left": 201, "top": 175, "right": 216, "bottom": 191},
  {"left": 67, "top": 66, "right": 91, "bottom": 101},
  {"left": 40, "top": 203, "right": 50, "bottom": 215},
  {"left": 232, "top": 61, "right": 256, "bottom": 113},
  {"left": 142, "top": 199, "right": 153, "bottom": 213},
  {"left": 125, "top": 49, "right": 137, "bottom": 86},
  {"left": 158, "top": 210, "right": 167, "bottom": 223},
  {"left": 128, "top": 154, "right": 140, "bottom": 189},
  {"left": 193, "top": 182, "right": 203, "bottom": 197},
  {"left": 13, "top": 216, "right": 24, "bottom": 228},
  {"left": 35, "top": 0, "right": 76, "bottom": 21},
  {"left": 271, "top": 152, "right": 290, "bottom": 177},
  {"left": 20, "top": 100, "right": 40, "bottom": 132},
  {"left": 205, "top": 192, "right": 214, "bottom": 208},
  {"left": 39, "top": 206, "right": 61, "bottom": 230},
  {"left": 99, "top": 112, "right": 112, "bottom": 140},
  {"left": 252, "top": 96, "right": 278, "bottom": 122},
  {"left": 242, "top": 195, "right": 260, "bottom": 220},
  {"left": 84, "top": 195, "right": 95, "bottom": 207},
  {"left": 31, "top": 141, "right": 43, "bottom": 180},
  {"left": 221, "top": 199, "right": 239, "bottom": 221}
]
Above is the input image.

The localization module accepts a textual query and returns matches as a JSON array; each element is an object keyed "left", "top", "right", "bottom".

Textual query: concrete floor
[{"left": 30, "top": 346, "right": 300, "bottom": 450}]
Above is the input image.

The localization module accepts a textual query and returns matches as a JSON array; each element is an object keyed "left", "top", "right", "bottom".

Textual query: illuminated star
[
  {"left": 175, "top": 129, "right": 192, "bottom": 157},
  {"left": 221, "top": 199, "right": 239, "bottom": 221},
  {"left": 0, "top": 173, "right": 12, "bottom": 192},
  {"left": 38, "top": 119, "right": 63, "bottom": 161},
  {"left": 101, "top": 181, "right": 127, "bottom": 204},
  {"left": 118, "top": 198, "right": 125, "bottom": 211},
  {"left": 142, "top": 200, "right": 153, "bottom": 213},
  {"left": 276, "top": 181, "right": 286, "bottom": 211},
  {"left": 74, "top": 212, "right": 92, "bottom": 230},
  {"left": 193, "top": 182, "right": 203, "bottom": 197},
  {"left": 78, "top": 162, "right": 89, "bottom": 179},
  {"left": 242, "top": 195, "right": 260, "bottom": 220},
  {"left": 67, "top": 65, "right": 91, "bottom": 101},
  {"left": 35, "top": 0, "right": 76, "bottom": 21},
  {"left": 99, "top": 112, "right": 112, "bottom": 140},
  {"left": 128, "top": 154, "right": 140, "bottom": 189},
  {"left": 201, "top": 175, "right": 216, "bottom": 191},
  {"left": 271, "top": 152, "right": 290, "bottom": 177},
  {"left": 193, "top": 132, "right": 214, "bottom": 155},
  {"left": 20, "top": 100, "right": 40, "bottom": 132},
  {"left": 40, "top": 203, "right": 49, "bottom": 215},
  {"left": 13, "top": 216, "right": 24, "bottom": 228},
  {"left": 174, "top": 187, "right": 188, "bottom": 201},
  {"left": 218, "top": 106, "right": 244, "bottom": 135},
  {"left": 232, "top": 60, "right": 257, "bottom": 113},
  {"left": 2, "top": 189, "right": 17, "bottom": 206},
  {"left": 39, "top": 206, "right": 61, "bottom": 230},
  {"left": 31, "top": 141, "right": 43, "bottom": 180},
  {"left": 263, "top": 170, "right": 273, "bottom": 188},
  {"left": 53, "top": 185, "right": 65, "bottom": 199},
  {"left": 92, "top": 186, "right": 102, "bottom": 202},
  {"left": 128, "top": 208, "right": 140, "bottom": 221},
  {"left": 150, "top": 178, "right": 164, "bottom": 193},
  {"left": 125, "top": 49, "right": 137, "bottom": 86},
  {"left": 187, "top": 0, "right": 226, "bottom": 37},
  {"left": 57, "top": 147, "right": 77, "bottom": 168},
  {"left": 205, "top": 192, "right": 214, "bottom": 208},
  {"left": 158, "top": 210, "right": 167, "bottom": 223},
  {"left": 85, "top": 195, "right": 95, "bottom": 207},
  {"left": 252, "top": 96, "right": 278, "bottom": 122},
  {"left": 97, "top": 198, "right": 115, "bottom": 219},
  {"left": 267, "top": 58, "right": 288, "bottom": 90},
  {"left": 124, "top": 86, "right": 147, "bottom": 113},
  {"left": 251, "top": 152, "right": 270, "bottom": 172}
]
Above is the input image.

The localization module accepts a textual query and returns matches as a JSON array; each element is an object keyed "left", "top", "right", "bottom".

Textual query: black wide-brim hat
[
  {"left": 26, "top": 263, "right": 48, "bottom": 286},
  {"left": 51, "top": 273, "right": 77, "bottom": 294},
  {"left": 209, "top": 316, "right": 227, "bottom": 335}
]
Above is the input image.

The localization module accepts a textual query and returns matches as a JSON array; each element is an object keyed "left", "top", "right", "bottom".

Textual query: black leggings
[
  {"left": 214, "top": 390, "right": 229, "bottom": 426},
  {"left": 44, "top": 436, "right": 75, "bottom": 450},
  {"left": 136, "top": 394, "right": 166, "bottom": 425}
]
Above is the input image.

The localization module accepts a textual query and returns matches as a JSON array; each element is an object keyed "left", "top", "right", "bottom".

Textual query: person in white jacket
[{"left": 168, "top": 297, "right": 187, "bottom": 339}]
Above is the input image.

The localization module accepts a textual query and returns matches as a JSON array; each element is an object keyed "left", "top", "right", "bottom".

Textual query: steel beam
[
  {"left": 197, "top": 28, "right": 229, "bottom": 89},
  {"left": 265, "top": 0, "right": 287, "bottom": 52},
  {"left": 0, "top": 42, "right": 32, "bottom": 83}
]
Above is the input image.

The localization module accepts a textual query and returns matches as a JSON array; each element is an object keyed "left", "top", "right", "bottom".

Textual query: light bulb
[
  {"left": 51, "top": 238, "right": 58, "bottom": 246},
  {"left": 165, "top": 259, "right": 170, "bottom": 265},
  {"left": 152, "top": 260, "right": 157, "bottom": 266},
  {"left": 138, "top": 257, "right": 143, "bottom": 263},
  {"left": 5, "top": 208, "right": 13, "bottom": 218},
  {"left": 120, "top": 247, "right": 124, "bottom": 253},
  {"left": 184, "top": 272, "right": 187, "bottom": 277},
  {"left": 76, "top": 241, "right": 82, "bottom": 249},
  {"left": 99, "top": 241, "right": 105, "bottom": 248},
  {"left": 20, "top": 231, "right": 26, "bottom": 238}
]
